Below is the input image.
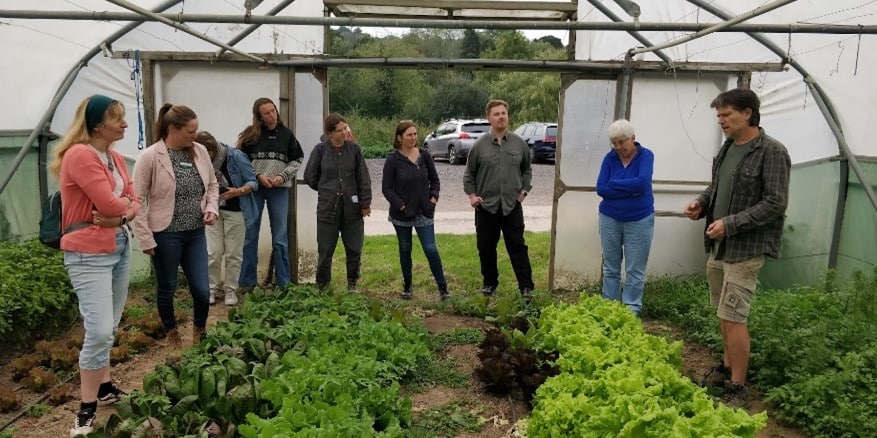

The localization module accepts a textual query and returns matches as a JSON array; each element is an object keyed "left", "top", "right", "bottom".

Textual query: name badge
[
  {"left": 180, "top": 162, "right": 193, "bottom": 168},
  {"left": 351, "top": 195, "right": 359, "bottom": 204}
]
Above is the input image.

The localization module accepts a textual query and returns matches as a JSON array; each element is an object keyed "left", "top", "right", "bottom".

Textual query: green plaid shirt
[{"left": 695, "top": 129, "right": 791, "bottom": 262}]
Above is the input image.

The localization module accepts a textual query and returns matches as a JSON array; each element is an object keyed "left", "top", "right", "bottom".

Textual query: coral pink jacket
[
  {"left": 131, "top": 140, "right": 219, "bottom": 251},
  {"left": 59, "top": 144, "right": 141, "bottom": 254}
]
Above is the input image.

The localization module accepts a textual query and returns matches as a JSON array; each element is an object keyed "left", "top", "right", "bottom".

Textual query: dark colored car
[
  {"left": 514, "top": 122, "right": 557, "bottom": 163},
  {"left": 423, "top": 119, "right": 491, "bottom": 165}
]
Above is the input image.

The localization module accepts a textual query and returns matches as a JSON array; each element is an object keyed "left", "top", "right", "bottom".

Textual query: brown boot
[
  {"left": 193, "top": 326, "right": 206, "bottom": 346},
  {"left": 166, "top": 328, "right": 182, "bottom": 349}
]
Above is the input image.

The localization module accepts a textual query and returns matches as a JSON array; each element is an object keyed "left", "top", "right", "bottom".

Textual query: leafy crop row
[
  {"left": 528, "top": 294, "right": 766, "bottom": 437},
  {"left": 642, "top": 270, "right": 877, "bottom": 437},
  {"left": 0, "top": 240, "right": 78, "bottom": 348},
  {"left": 107, "top": 287, "right": 430, "bottom": 437}
]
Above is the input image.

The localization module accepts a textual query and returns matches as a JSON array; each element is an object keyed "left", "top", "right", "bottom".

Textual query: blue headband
[{"left": 85, "top": 94, "right": 116, "bottom": 131}]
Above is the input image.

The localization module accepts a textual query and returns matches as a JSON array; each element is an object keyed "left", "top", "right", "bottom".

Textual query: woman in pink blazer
[{"left": 132, "top": 103, "right": 218, "bottom": 350}]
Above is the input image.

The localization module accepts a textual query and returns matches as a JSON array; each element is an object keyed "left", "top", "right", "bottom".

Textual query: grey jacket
[{"left": 304, "top": 141, "right": 372, "bottom": 224}]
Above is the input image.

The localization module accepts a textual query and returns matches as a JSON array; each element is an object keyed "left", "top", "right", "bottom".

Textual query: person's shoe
[
  {"left": 193, "top": 326, "right": 206, "bottom": 345},
  {"left": 225, "top": 291, "right": 238, "bottom": 306},
  {"left": 400, "top": 282, "right": 413, "bottom": 300},
  {"left": 720, "top": 380, "right": 752, "bottom": 408},
  {"left": 69, "top": 407, "right": 96, "bottom": 437},
  {"left": 520, "top": 287, "right": 533, "bottom": 299},
  {"left": 481, "top": 285, "right": 497, "bottom": 297},
  {"left": 347, "top": 279, "right": 358, "bottom": 293},
  {"left": 439, "top": 284, "right": 450, "bottom": 301},
  {"left": 97, "top": 382, "right": 127, "bottom": 405},
  {"left": 238, "top": 285, "right": 255, "bottom": 295},
  {"left": 208, "top": 291, "right": 216, "bottom": 305},
  {"left": 166, "top": 328, "right": 182, "bottom": 349}
]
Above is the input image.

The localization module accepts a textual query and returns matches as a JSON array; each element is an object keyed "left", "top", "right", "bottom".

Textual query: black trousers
[{"left": 475, "top": 202, "right": 534, "bottom": 290}]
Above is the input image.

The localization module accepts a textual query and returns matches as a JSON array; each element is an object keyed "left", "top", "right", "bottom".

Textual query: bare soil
[{"left": 3, "top": 300, "right": 807, "bottom": 438}]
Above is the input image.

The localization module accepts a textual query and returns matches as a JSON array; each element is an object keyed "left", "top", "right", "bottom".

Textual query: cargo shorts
[{"left": 706, "top": 250, "right": 765, "bottom": 323}]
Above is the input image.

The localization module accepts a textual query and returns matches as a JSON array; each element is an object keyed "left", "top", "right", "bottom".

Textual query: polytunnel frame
[{"left": 1, "top": 1, "right": 875, "bottom": 286}]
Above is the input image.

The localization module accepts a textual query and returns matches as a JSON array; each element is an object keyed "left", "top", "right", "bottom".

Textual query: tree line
[{"left": 328, "top": 28, "right": 566, "bottom": 126}]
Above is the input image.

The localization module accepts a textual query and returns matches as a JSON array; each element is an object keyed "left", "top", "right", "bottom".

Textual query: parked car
[
  {"left": 423, "top": 119, "right": 491, "bottom": 165},
  {"left": 514, "top": 122, "right": 557, "bottom": 163}
]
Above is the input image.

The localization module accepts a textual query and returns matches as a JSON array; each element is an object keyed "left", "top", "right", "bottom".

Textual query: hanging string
[{"left": 126, "top": 49, "right": 146, "bottom": 150}]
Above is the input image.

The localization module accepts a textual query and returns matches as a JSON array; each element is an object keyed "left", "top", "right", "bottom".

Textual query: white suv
[{"left": 423, "top": 119, "right": 491, "bottom": 165}]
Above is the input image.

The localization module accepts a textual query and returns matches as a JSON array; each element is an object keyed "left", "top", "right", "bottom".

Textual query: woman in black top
[{"left": 382, "top": 120, "right": 449, "bottom": 300}]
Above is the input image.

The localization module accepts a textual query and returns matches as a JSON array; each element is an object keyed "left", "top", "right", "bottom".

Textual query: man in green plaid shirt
[{"left": 684, "top": 88, "right": 791, "bottom": 396}]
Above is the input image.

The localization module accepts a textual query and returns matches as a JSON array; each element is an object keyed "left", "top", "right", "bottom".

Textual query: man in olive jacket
[{"left": 464, "top": 99, "right": 534, "bottom": 298}]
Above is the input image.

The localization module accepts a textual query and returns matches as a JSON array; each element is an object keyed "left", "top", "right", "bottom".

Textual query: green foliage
[
  {"left": 109, "top": 286, "right": 430, "bottom": 437},
  {"left": 459, "top": 29, "right": 482, "bottom": 59},
  {"left": 529, "top": 294, "right": 766, "bottom": 437},
  {"left": 405, "top": 354, "right": 469, "bottom": 392},
  {"left": 409, "top": 402, "right": 484, "bottom": 437},
  {"left": 24, "top": 403, "right": 52, "bottom": 418},
  {"left": 642, "top": 269, "right": 877, "bottom": 438},
  {"left": 0, "top": 239, "right": 78, "bottom": 348},
  {"left": 434, "top": 327, "right": 484, "bottom": 347}
]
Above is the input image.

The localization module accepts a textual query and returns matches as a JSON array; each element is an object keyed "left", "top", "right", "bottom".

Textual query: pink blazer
[
  {"left": 59, "top": 144, "right": 141, "bottom": 253},
  {"left": 131, "top": 140, "right": 219, "bottom": 251}
]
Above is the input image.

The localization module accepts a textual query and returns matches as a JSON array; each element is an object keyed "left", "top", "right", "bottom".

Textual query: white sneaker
[
  {"left": 209, "top": 291, "right": 216, "bottom": 305},
  {"left": 225, "top": 291, "right": 238, "bottom": 306},
  {"left": 70, "top": 408, "right": 95, "bottom": 437}
]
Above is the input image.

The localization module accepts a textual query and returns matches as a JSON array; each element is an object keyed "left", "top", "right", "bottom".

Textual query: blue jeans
[
  {"left": 599, "top": 213, "right": 654, "bottom": 315},
  {"left": 241, "top": 186, "right": 290, "bottom": 288},
  {"left": 394, "top": 224, "right": 446, "bottom": 287},
  {"left": 64, "top": 230, "right": 131, "bottom": 370},
  {"left": 152, "top": 228, "right": 210, "bottom": 329}
]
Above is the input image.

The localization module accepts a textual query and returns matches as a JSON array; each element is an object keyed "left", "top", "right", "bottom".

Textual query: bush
[{"left": 0, "top": 240, "right": 78, "bottom": 348}]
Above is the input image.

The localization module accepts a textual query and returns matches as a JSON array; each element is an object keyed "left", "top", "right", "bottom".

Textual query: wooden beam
[{"left": 323, "top": 0, "right": 578, "bottom": 12}]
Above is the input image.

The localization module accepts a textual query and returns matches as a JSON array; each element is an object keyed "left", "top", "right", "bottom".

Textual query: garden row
[
  {"left": 527, "top": 295, "right": 766, "bottom": 437},
  {"left": 642, "top": 270, "right": 877, "bottom": 438},
  {"left": 107, "top": 286, "right": 431, "bottom": 436}
]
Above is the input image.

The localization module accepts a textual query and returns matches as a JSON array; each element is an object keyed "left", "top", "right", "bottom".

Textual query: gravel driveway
[{"left": 364, "top": 158, "right": 555, "bottom": 235}]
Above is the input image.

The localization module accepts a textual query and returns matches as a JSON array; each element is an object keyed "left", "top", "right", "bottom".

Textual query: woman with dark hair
[
  {"left": 197, "top": 131, "right": 258, "bottom": 306},
  {"left": 304, "top": 113, "right": 372, "bottom": 292},
  {"left": 132, "top": 103, "right": 218, "bottom": 348},
  {"left": 51, "top": 94, "right": 140, "bottom": 437},
  {"left": 237, "top": 98, "right": 304, "bottom": 292},
  {"left": 382, "top": 121, "right": 449, "bottom": 300}
]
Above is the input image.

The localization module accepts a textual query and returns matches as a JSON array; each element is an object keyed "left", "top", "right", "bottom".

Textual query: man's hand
[
  {"left": 257, "top": 174, "right": 274, "bottom": 188},
  {"left": 706, "top": 219, "right": 726, "bottom": 239},
  {"left": 468, "top": 193, "right": 483, "bottom": 208},
  {"left": 684, "top": 200, "right": 702, "bottom": 220},
  {"left": 361, "top": 206, "right": 371, "bottom": 217},
  {"left": 517, "top": 190, "right": 528, "bottom": 203}
]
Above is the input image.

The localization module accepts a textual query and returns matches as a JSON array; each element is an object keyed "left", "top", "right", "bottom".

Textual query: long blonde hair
[{"left": 49, "top": 96, "right": 125, "bottom": 179}]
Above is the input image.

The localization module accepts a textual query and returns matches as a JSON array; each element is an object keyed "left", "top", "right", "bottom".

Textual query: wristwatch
[{"left": 120, "top": 216, "right": 127, "bottom": 226}]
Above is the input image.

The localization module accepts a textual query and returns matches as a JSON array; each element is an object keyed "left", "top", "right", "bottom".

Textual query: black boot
[
  {"left": 400, "top": 281, "right": 413, "bottom": 300},
  {"left": 438, "top": 284, "right": 450, "bottom": 301}
]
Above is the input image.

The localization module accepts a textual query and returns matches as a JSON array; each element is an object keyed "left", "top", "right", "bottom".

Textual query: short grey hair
[{"left": 607, "top": 119, "right": 635, "bottom": 140}]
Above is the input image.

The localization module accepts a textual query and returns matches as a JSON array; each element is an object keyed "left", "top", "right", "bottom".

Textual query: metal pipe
[
  {"left": 616, "top": 50, "right": 634, "bottom": 119},
  {"left": 0, "top": 0, "right": 184, "bottom": 196},
  {"left": 3, "top": 10, "right": 877, "bottom": 34},
  {"left": 104, "top": 0, "right": 267, "bottom": 64},
  {"left": 217, "top": 0, "right": 297, "bottom": 57},
  {"left": 632, "top": 0, "right": 798, "bottom": 56},
  {"left": 584, "top": 0, "right": 672, "bottom": 65}
]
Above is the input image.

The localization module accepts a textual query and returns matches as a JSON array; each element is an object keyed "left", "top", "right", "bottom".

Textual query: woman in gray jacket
[{"left": 304, "top": 113, "right": 372, "bottom": 292}]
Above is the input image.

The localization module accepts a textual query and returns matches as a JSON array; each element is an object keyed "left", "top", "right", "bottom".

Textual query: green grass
[
  {"left": 405, "top": 353, "right": 470, "bottom": 392},
  {"left": 434, "top": 327, "right": 484, "bottom": 347},
  {"left": 409, "top": 402, "right": 484, "bottom": 438},
  {"left": 326, "top": 231, "right": 552, "bottom": 298}
]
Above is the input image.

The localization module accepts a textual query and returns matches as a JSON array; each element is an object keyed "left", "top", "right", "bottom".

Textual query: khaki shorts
[{"left": 706, "top": 251, "right": 765, "bottom": 323}]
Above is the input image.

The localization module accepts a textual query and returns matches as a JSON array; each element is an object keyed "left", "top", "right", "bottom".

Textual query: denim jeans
[
  {"left": 241, "top": 186, "right": 290, "bottom": 288},
  {"left": 152, "top": 228, "right": 210, "bottom": 329},
  {"left": 64, "top": 230, "right": 131, "bottom": 370},
  {"left": 394, "top": 223, "right": 446, "bottom": 287},
  {"left": 207, "top": 210, "right": 245, "bottom": 295},
  {"left": 599, "top": 212, "right": 654, "bottom": 315}
]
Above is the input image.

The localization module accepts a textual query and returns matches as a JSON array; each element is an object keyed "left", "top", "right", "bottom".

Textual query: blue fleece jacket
[{"left": 596, "top": 143, "right": 655, "bottom": 221}]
